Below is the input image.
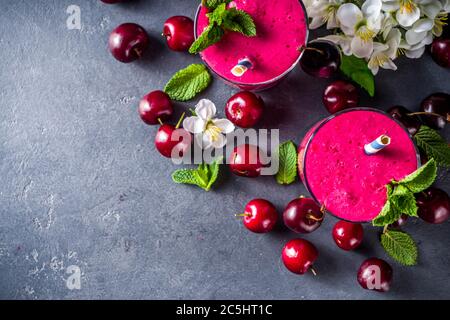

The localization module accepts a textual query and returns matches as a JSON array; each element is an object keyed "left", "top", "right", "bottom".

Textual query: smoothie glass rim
[
  {"left": 193, "top": 0, "right": 310, "bottom": 88},
  {"left": 301, "top": 107, "right": 422, "bottom": 224}
]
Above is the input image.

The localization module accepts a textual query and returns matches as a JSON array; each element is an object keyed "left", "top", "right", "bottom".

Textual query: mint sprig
[
  {"left": 381, "top": 229, "right": 418, "bottom": 266},
  {"left": 172, "top": 158, "right": 222, "bottom": 191},
  {"left": 189, "top": 2, "right": 256, "bottom": 54},
  {"left": 372, "top": 159, "right": 437, "bottom": 266},
  {"left": 414, "top": 125, "right": 450, "bottom": 167},
  {"left": 164, "top": 64, "right": 212, "bottom": 101},
  {"left": 340, "top": 55, "right": 375, "bottom": 97},
  {"left": 275, "top": 141, "right": 298, "bottom": 185}
]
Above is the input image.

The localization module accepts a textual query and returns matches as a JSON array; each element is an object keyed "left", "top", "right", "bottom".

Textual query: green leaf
[
  {"left": 372, "top": 198, "right": 402, "bottom": 227},
  {"left": 202, "top": 0, "right": 232, "bottom": 10},
  {"left": 223, "top": 8, "right": 257, "bottom": 36},
  {"left": 171, "top": 158, "right": 221, "bottom": 191},
  {"left": 414, "top": 125, "right": 450, "bottom": 167},
  {"left": 206, "top": 3, "right": 228, "bottom": 25},
  {"left": 391, "top": 192, "right": 418, "bottom": 217},
  {"left": 340, "top": 55, "right": 375, "bottom": 97},
  {"left": 381, "top": 229, "right": 418, "bottom": 266},
  {"left": 397, "top": 159, "right": 437, "bottom": 193},
  {"left": 164, "top": 64, "right": 212, "bottom": 101},
  {"left": 275, "top": 141, "right": 298, "bottom": 185},
  {"left": 189, "top": 24, "right": 224, "bottom": 54}
]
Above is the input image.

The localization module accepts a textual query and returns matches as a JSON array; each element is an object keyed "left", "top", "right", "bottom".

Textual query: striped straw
[
  {"left": 364, "top": 135, "right": 391, "bottom": 155},
  {"left": 231, "top": 57, "right": 253, "bottom": 77}
]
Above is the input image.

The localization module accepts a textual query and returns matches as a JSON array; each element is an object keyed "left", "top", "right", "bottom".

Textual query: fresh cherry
[
  {"left": 323, "top": 80, "right": 359, "bottom": 114},
  {"left": 282, "top": 239, "right": 318, "bottom": 275},
  {"left": 239, "top": 199, "right": 278, "bottom": 233},
  {"left": 163, "top": 16, "right": 195, "bottom": 52},
  {"left": 139, "top": 90, "right": 173, "bottom": 125},
  {"left": 283, "top": 197, "right": 324, "bottom": 234},
  {"left": 332, "top": 221, "right": 364, "bottom": 251},
  {"left": 229, "top": 144, "right": 265, "bottom": 177},
  {"left": 420, "top": 93, "right": 450, "bottom": 130},
  {"left": 416, "top": 187, "right": 450, "bottom": 224},
  {"left": 431, "top": 38, "right": 450, "bottom": 68},
  {"left": 225, "top": 91, "right": 264, "bottom": 128},
  {"left": 109, "top": 23, "right": 150, "bottom": 63},
  {"left": 300, "top": 41, "right": 341, "bottom": 78},
  {"left": 357, "top": 258, "right": 393, "bottom": 292},
  {"left": 155, "top": 115, "right": 192, "bottom": 158},
  {"left": 389, "top": 214, "right": 409, "bottom": 228},
  {"left": 387, "top": 106, "right": 421, "bottom": 136}
]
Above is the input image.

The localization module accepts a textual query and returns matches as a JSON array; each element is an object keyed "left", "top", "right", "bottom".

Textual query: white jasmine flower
[
  {"left": 336, "top": 0, "right": 383, "bottom": 58},
  {"left": 305, "top": 0, "right": 343, "bottom": 29},
  {"left": 395, "top": 0, "right": 421, "bottom": 27},
  {"left": 318, "top": 34, "right": 353, "bottom": 56},
  {"left": 368, "top": 28, "right": 401, "bottom": 74},
  {"left": 183, "top": 99, "right": 235, "bottom": 149}
]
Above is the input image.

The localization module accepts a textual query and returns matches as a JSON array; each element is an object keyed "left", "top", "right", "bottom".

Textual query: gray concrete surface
[{"left": 0, "top": 0, "right": 449, "bottom": 300}]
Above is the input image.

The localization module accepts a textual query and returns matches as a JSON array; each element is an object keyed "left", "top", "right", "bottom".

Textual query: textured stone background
[{"left": 0, "top": 0, "right": 449, "bottom": 300}]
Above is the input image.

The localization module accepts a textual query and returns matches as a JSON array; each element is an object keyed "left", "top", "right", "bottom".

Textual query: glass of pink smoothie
[
  {"left": 194, "top": 0, "right": 309, "bottom": 91},
  {"left": 298, "top": 108, "right": 420, "bottom": 223}
]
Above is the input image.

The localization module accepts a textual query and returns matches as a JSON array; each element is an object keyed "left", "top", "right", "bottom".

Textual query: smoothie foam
[
  {"left": 302, "top": 110, "right": 419, "bottom": 222},
  {"left": 196, "top": 0, "right": 308, "bottom": 85}
]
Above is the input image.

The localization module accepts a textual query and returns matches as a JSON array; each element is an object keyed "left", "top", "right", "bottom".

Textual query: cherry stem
[
  {"left": 175, "top": 112, "right": 186, "bottom": 129},
  {"left": 320, "top": 204, "right": 327, "bottom": 214},
  {"left": 383, "top": 225, "right": 389, "bottom": 234},
  {"left": 133, "top": 48, "right": 142, "bottom": 58},
  {"left": 408, "top": 112, "right": 449, "bottom": 122},
  {"left": 157, "top": 118, "right": 163, "bottom": 126},
  {"left": 299, "top": 45, "right": 325, "bottom": 56},
  {"left": 310, "top": 267, "right": 317, "bottom": 276},
  {"left": 235, "top": 213, "right": 251, "bottom": 218},
  {"left": 306, "top": 213, "right": 324, "bottom": 222}
]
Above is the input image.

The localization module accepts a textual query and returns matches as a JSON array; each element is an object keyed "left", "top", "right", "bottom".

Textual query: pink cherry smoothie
[
  {"left": 195, "top": 0, "right": 308, "bottom": 88},
  {"left": 299, "top": 109, "right": 419, "bottom": 222}
]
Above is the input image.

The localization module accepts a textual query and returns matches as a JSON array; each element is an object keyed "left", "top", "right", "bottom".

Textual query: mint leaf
[
  {"left": 391, "top": 192, "right": 418, "bottom": 217},
  {"left": 275, "top": 141, "right": 297, "bottom": 185},
  {"left": 202, "top": 0, "right": 232, "bottom": 10},
  {"left": 171, "top": 158, "right": 221, "bottom": 191},
  {"left": 397, "top": 159, "right": 437, "bottom": 193},
  {"left": 381, "top": 229, "right": 418, "bottom": 266},
  {"left": 206, "top": 3, "right": 227, "bottom": 25},
  {"left": 414, "top": 126, "right": 450, "bottom": 167},
  {"left": 223, "top": 8, "right": 257, "bottom": 36},
  {"left": 189, "top": 24, "right": 224, "bottom": 54},
  {"left": 164, "top": 64, "right": 212, "bottom": 101},
  {"left": 372, "top": 198, "right": 402, "bottom": 227},
  {"left": 340, "top": 55, "right": 375, "bottom": 97}
]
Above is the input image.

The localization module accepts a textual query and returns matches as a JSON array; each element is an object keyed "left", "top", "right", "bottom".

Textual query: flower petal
[
  {"left": 405, "top": 29, "right": 427, "bottom": 45},
  {"left": 406, "top": 46, "right": 426, "bottom": 59},
  {"left": 209, "top": 134, "right": 226, "bottom": 149},
  {"left": 362, "top": 0, "right": 382, "bottom": 20},
  {"left": 195, "top": 99, "right": 216, "bottom": 120},
  {"left": 412, "top": 18, "right": 434, "bottom": 33},
  {"left": 351, "top": 37, "right": 374, "bottom": 59},
  {"left": 337, "top": 3, "right": 363, "bottom": 32},
  {"left": 183, "top": 116, "right": 205, "bottom": 134},
  {"left": 422, "top": 2, "right": 443, "bottom": 19},
  {"left": 396, "top": 6, "right": 421, "bottom": 27},
  {"left": 212, "top": 119, "right": 235, "bottom": 134}
]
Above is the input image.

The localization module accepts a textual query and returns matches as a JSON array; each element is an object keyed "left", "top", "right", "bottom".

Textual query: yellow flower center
[
  {"left": 355, "top": 23, "right": 375, "bottom": 42},
  {"left": 399, "top": 0, "right": 416, "bottom": 14},
  {"left": 205, "top": 121, "right": 222, "bottom": 142},
  {"left": 433, "top": 13, "right": 448, "bottom": 37}
]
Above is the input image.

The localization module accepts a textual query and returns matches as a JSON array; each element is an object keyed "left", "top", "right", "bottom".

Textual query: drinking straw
[
  {"left": 231, "top": 57, "right": 253, "bottom": 77},
  {"left": 364, "top": 135, "right": 391, "bottom": 155}
]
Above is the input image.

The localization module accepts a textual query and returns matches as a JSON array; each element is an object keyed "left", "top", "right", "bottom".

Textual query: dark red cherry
[
  {"left": 387, "top": 106, "right": 421, "bottom": 136},
  {"left": 323, "top": 80, "right": 359, "bottom": 114},
  {"left": 420, "top": 93, "right": 450, "bottom": 130},
  {"left": 229, "top": 144, "right": 264, "bottom": 177},
  {"left": 431, "top": 38, "right": 450, "bottom": 68},
  {"left": 155, "top": 121, "right": 192, "bottom": 158},
  {"left": 139, "top": 90, "right": 173, "bottom": 125},
  {"left": 389, "top": 214, "right": 409, "bottom": 228},
  {"left": 416, "top": 187, "right": 450, "bottom": 224},
  {"left": 109, "top": 23, "right": 150, "bottom": 63},
  {"left": 225, "top": 91, "right": 264, "bottom": 128},
  {"left": 283, "top": 197, "right": 324, "bottom": 234},
  {"left": 163, "top": 16, "right": 195, "bottom": 52},
  {"left": 332, "top": 221, "right": 364, "bottom": 251},
  {"left": 282, "top": 239, "right": 318, "bottom": 275},
  {"left": 240, "top": 199, "right": 278, "bottom": 233},
  {"left": 300, "top": 40, "right": 341, "bottom": 78},
  {"left": 357, "top": 258, "right": 393, "bottom": 292}
]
